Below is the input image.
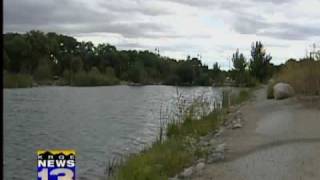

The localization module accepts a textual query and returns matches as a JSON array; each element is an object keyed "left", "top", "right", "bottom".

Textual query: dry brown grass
[{"left": 276, "top": 59, "right": 320, "bottom": 95}]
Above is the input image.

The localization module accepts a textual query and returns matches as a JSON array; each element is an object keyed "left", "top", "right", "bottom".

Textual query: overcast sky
[{"left": 4, "top": 0, "right": 320, "bottom": 69}]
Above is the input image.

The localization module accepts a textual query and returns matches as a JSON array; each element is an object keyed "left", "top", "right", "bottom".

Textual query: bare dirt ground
[{"left": 192, "top": 86, "right": 320, "bottom": 180}]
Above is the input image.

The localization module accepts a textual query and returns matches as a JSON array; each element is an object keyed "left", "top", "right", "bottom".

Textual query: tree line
[{"left": 3, "top": 30, "right": 277, "bottom": 87}]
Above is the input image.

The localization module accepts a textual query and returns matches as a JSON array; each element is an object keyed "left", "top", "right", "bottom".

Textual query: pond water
[{"left": 4, "top": 85, "right": 224, "bottom": 179}]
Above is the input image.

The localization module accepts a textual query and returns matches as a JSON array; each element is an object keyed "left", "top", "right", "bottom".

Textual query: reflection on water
[{"left": 4, "top": 85, "right": 223, "bottom": 179}]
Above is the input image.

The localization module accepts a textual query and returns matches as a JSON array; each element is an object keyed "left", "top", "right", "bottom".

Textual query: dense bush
[
  {"left": 72, "top": 67, "right": 119, "bottom": 86},
  {"left": 275, "top": 58, "right": 320, "bottom": 95},
  {"left": 33, "top": 61, "right": 52, "bottom": 83},
  {"left": 4, "top": 72, "right": 33, "bottom": 88},
  {"left": 3, "top": 31, "right": 217, "bottom": 86}
]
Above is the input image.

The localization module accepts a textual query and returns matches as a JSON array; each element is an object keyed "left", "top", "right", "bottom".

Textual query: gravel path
[{"left": 192, "top": 86, "right": 320, "bottom": 180}]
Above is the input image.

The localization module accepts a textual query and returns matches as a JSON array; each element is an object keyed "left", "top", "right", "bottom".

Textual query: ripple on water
[{"left": 4, "top": 86, "right": 223, "bottom": 179}]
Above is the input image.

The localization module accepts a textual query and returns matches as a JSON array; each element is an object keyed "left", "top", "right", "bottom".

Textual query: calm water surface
[{"left": 4, "top": 85, "right": 223, "bottom": 179}]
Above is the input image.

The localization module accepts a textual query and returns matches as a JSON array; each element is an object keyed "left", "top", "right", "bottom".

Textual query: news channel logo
[{"left": 37, "top": 150, "right": 76, "bottom": 180}]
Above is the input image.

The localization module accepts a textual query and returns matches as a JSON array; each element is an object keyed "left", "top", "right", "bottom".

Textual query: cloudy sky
[{"left": 4, "top": 0, "right": 320, "bottom": 69}]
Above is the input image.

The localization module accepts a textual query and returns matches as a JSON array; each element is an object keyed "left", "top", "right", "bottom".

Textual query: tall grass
[
  {"left": 275, "top": 59, "right": 320, "bottom": 95},
  {"left": 4, "top": 72, "right": 33, "bottom": 88},
  {"left": 109, "top": 88, "right": 250, "bottom": 180}
]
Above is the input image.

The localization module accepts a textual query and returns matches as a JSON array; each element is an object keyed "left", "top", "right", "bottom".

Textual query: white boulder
[{"left": 273, "top": 83, "right": 294, "bottom": 100}]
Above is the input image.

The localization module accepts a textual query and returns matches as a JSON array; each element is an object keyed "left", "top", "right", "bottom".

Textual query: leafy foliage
[
  {"left": 3, "top": 31, "right": 220, "bottom": 86},
  {"left": 249, "top": 41, "right": 272, "bottom": 82}
]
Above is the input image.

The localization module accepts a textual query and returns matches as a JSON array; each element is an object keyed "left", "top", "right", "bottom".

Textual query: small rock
[
  {"left": 200, "top": 141, "right": 209, "bottom": 147},
  {"left": 179, "top": 167, "right": 193, "bottom": 178},
  {"left": 215, "top": 143, "right": 226, "bottom": 153},
  {"left": 214, "top": 128, "right": 224, "bottom": 137},
  {"left": 232, "top": 122, "right": 242, "bottom": 129},
  {"left": 195, "top": 162, "right": 205, "bottom": 171},
  {"left": 168, "top": 176, "right": 179, "bottom": 180},
  {"left": 209, "top": 139, "right": 217, "bottom": 146},
  {"left": 197, "top": 158, "right": 205, "bottom": 163},
  {"left": 207, "top": 152, "right": 224, "bottom": 163}
]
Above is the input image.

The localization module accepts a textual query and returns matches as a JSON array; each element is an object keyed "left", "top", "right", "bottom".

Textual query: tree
[
  {"left": 232, "top": 49, "right": 246, "bottom": 72},
  {"left": 4, "top": 34, "right": 32, "bottom": 73},
  {"left": 26, "top": 30, "right": 50, "bottom": 73},
  {"left": 3, "top": 50, "right": 10, "bottom": 70},
  {"left": 3, "top": 30, "right": 220, "bottom": 86},
  {"left": 211, "top": 62, "right": 224, "bottom": 85},
  {"left": 33, "top": 58, "right": 52, "bottom": 81},
  {"left": 249, "top": 41, "right": 272, "bottom": 82},
  {"left": 128, "top": 61, "right": 146, "bottom": 83},
  {"left": 232, "top": 49, "right": 247, "bottom": 85},
  {"left": 177, "top": 61, "right": 194, "bottom": 85},
  {"left": 71, "top": 56, "right": 83, "bottom": 73}
]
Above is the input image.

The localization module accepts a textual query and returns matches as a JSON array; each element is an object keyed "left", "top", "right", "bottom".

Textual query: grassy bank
[
  {"left": 111, "top": 88, "right": 251, "bottom": 180},
  {"left": 4, "top": 68, "right": 120, "bottom": 88},
  {"left": 4, "top": 72, "right": 33, "bottom": 88}
]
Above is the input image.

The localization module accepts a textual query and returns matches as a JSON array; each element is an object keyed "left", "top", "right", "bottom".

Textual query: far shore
[{"left": 4, "top": 79, "right": 241, "bottom": 89}]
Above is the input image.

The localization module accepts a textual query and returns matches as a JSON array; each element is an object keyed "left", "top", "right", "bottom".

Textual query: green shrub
[
  {"left": 63, "top": 69, "right": 72, "bottom": 84},
  {"left": 4, "top": 73, "right": 33, "bottom": 88},
  {"left": 33, "top": 62, "right": 52, "bottom": 84},
  {"left": 72, "top": 67, "right": 119, "bottom": 86},
  {"left": 222, "top": 89, "right": 250, "bottom": 108},
  {"left": 236, "top": 89, "right": 250, "bottom": 103}
]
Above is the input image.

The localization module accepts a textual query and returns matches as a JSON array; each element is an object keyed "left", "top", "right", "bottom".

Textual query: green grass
[
  {"left": 116, "top": 138, "right": 194, "bottom": 180},
  {"left": 166, "top": 111, "right": 222, "bottom": 138},
  {"left": 4, "top": 73, "right": 33, "bottom": 88},
  {"left": 234, "top": 89, "right": 250, "bottom": 104},
  {"left": 112, "top": 89, "right": 251, "bottom": 180},
  {"left": 115, "top": 111, "right": 222, "bottom": 180}
]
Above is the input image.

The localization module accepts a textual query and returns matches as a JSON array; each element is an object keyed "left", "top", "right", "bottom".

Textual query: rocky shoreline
[{"left": 169, "top": 104, "right": 245, "bottom": 180}]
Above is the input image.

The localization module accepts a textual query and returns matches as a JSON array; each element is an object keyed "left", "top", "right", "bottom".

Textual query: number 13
[{"left": 38, "top": 168, "right": 74, "bottom": 180}]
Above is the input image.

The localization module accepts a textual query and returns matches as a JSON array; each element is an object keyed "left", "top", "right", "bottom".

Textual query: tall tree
[
  {"left": 249, "top": 41, "right": 272, "bottom": 82},
  {"left": 232, "top": 49, "right": 247, "bottom": 85},
  {"left": 232, "top": 49, "right": 246, "bottom": 73}
]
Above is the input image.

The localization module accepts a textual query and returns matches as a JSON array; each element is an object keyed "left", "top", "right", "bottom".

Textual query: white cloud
[{"left": 4, "top": 0, "right": 320, "bottom": 68}]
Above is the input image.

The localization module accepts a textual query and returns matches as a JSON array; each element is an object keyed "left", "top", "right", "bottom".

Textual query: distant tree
[
  {"left": 3, "top": 50, "right": 10, "bottom": 70},
  {"left": 177, "top": 62, "right": 194, "bottom": 85},
  {"left": 3, "top": 30, "right": 219, "bottom": 86},
  {"left": 33, "top": 59, "right": 52, "bottom": 81},
  {"left": 212, "top": 62, "right": 221, "bottom": 75},
  {"left": 4, "top": 34, "right": 32, "bottom": 73},
  {"left": 211, "top": 62, "right": 224, "bottom": 85},
  {"left": 316, "top": 50, "right": 320, "bottom": 61},
  {"left": 128, "top": 61, "right": 145, "bottom": 83},
  {"left": 26, "top": 30, "right": 50, "bottom": 72},
  {"left": 249, "top": 41, "right": 272, "bottom": 82},
  {"left": 71, "top": 56, "right": 83, "bottom": 73},
  {"left": 232, "top": 49, "right": 246, "bottom": 72},
  {"left": 232, "top": 49, "right": 247, "bottom": 85}
]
